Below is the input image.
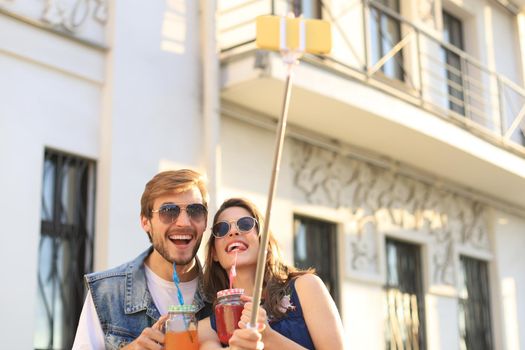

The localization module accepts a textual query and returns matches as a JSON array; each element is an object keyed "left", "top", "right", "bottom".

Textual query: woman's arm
[
  {"left": 198, "top": 316, "right": 263, "bottom": 350},
  {"left": 198, "top": 317, "right": 222, "bottom": 350},
  {"left": 245, "top": 274, "right": 345, "bottom": 350},
  {"left": 294, "top": 274, "right": 345, "bottom": 350},
  {"left": 239, "top": 294, "right": 309, "bottom": 350}
]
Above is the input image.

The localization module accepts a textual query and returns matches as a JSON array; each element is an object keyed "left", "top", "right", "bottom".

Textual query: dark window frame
[
  {"left": 293, "top": 214, "right": 340, "bottom": 309},
  {"left": 369, "top": 0, "right": 405, "bottom": 82},
  {"left": 458, "top": 255, "right": 494, "bottom": 350},
  {"left": 290, "top": 0, "right": 322, "bottom": 19},
  {"left": 442, "top": 10, "right": 466, "bottom": 115},
  {"left": 384, "top": 238, "right": 427, "bottom": 350},
  {"left": 34, "top": 148, "right": 96, "bottom": 350}
]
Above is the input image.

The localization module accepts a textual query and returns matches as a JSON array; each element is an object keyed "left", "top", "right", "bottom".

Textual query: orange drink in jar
[{"left": 165, "top": 305, "right": 199, "bottom": 350}]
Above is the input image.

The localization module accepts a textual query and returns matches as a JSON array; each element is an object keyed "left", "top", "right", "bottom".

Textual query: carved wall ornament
[
  {"left": 0, "top": 0, "right": 108, "bottom": 41},
  {"left": 418, "top": 0, "right": 437, "bottom": 29},
  {"left": 42, "top": 0, "right": 108, "bottom": 33},
  {"left": 290, "top": 140, "right": 490, "bottom": 287}
]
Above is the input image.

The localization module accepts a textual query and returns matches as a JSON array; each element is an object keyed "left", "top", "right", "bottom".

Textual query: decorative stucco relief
[
  {"left": 42, "top": 0, "right": 108, "bottom": 32},
  {"left": 290, "top": 140, "right": 490, "bottom": 287},
  {"left": 419, "top": 0, "right": 437, "bottom": 30},
  {"left": 0, "top": 0, "right": 108, "bottom": 43}
]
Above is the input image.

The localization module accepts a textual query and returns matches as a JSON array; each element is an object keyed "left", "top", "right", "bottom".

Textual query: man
[{"left": 72, "top": 169, "right": 263, "bottom": 350}]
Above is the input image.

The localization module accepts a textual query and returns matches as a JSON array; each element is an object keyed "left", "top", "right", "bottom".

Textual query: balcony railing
[{"left": 218, "top": 0, "right": 525, "bottom": 153}]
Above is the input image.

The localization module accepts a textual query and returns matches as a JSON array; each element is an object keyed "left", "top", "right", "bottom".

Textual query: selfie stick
[{"left": 249, "top": 15, "right": 331, "bottom": 328}]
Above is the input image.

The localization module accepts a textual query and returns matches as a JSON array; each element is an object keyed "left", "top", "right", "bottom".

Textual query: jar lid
[
  {"left": 217, "top": 288, "right": 244, "bottom": 298},
  {"left": 168, "top": 304, "right": 197, "bottom": 313}
]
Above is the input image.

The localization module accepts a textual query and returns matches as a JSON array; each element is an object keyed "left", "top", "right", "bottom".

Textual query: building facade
[{"left": 1, "top": 0, "right": 525, "bottom": 349}]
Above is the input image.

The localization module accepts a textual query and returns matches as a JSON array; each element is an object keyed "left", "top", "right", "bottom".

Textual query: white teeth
[{"left": 169, "top": 234, "right": 192, "bottom": 240}]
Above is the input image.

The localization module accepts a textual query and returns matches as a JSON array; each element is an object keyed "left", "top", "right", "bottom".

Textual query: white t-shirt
[{"left": 72, "top": 265, "right": 198, "bottom": 350}]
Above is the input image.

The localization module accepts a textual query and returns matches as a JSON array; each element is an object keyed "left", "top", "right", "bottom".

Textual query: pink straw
[{"left": 229, "top": 251, "right": 238, "bottom": 289}]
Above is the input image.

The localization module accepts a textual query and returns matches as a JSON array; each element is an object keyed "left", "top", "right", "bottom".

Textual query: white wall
[
  {"left": 0, "top": 15, "right": 104, "bottom": 349},
  {"left": 425, "top": 295, "right": 460, "bottom": 350},
  {"left": 96, "top": 0, "right": 204, "bottom": 269},
  {"left": 342, "top": 281, "right": 385, "bottom": 350},
  {"left": 219, "top": 115, "right": 386, "bottom": 347},
  {"left": 219, "top": 116, "right": 525, "bottom": 350},
  {"left": 490, "top": 4, "right": 521, "bottom": 85},
  {"left": 219, "top": 116, "right": 274, "bottom": 196},
  {"left": 0, "top": 0, "right": 205, "bottom": 347},
  {"left": 492, "top": 209, "right": 525, "bottom": 350}
]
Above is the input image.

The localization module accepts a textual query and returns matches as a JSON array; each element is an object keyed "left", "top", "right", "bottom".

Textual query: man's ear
[{"left": 140, "top": 215, "right": 151, "bottom": 233}]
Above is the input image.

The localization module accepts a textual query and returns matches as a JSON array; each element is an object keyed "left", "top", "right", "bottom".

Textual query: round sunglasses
[
  {"left": 151, "top": 203, "right": 207, "bottom": 224},
  {"left": 212, "top": 216, "right": 258, "bottom": 238}
]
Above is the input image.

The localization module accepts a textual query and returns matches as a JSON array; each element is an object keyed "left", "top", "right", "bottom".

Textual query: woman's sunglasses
[
  {"left": 151, "top": 203, "right": 207, "bottom": 224},
  {"left": 212, "top": 216, "right": 258, "bottom": 238}
]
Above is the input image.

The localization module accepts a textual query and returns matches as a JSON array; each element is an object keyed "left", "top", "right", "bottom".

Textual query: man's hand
[
  {"left": 121, "top": 315, "right": 168, "bottom": 350},
  {"left": 228, "top": 328, "right": 264, "bottom": 350}
]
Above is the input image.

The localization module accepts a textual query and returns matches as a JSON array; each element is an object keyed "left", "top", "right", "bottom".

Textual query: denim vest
[{"left": 85, "top": 247, "right": 211, "bottom": 349}]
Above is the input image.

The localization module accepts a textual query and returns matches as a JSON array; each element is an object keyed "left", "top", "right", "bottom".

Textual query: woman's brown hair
[{"left": 203, "top": 198, "right": 314, "bottom": 319}]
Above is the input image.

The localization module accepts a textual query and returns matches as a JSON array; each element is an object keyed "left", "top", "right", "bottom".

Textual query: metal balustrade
[{"left": 218, "top": 0, "right": 525, "bottom": 153}]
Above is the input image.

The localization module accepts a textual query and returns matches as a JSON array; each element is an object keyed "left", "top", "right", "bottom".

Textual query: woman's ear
[{"left": 212, "top": 247, "right": 219, "bottom": 262}]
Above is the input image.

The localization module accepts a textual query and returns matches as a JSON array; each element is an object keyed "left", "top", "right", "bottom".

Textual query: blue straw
[
  {"left": 172, "top": 263, "right": 193, "bottom": 339},
  {"left": 172, "top": 262, "right": 185, "bottom": 305}
]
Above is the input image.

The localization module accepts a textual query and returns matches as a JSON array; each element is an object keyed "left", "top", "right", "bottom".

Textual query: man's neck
[
  {"left": 176, "top": 259, "right": 199, "bottom": 282},
  {"left": 145, "top": 250, "right": 199, "bottom": 282}
]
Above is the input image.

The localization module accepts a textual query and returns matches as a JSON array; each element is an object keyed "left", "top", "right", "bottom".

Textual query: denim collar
[{"left": 123, "top": 246, "right": 207, "bottom": 320}]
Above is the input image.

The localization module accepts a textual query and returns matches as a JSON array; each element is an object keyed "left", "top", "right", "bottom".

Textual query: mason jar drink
[
  {"left": 215, "top": 288, "right": 245, "bottom": 344},
  {"left": 165, "top": 305, "right": 199, "bottom": 350}
]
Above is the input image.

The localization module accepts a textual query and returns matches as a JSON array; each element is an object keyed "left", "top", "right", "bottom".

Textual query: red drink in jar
[{"left": 215, "top": 288, "right": 244, "bottom": 344}]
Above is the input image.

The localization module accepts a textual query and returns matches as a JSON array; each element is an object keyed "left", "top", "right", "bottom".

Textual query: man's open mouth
[
  {"left": 226, "top": 241, "right": 248, "bottom": 253},
  {"left": 168, "top": 234, "right": 193, "bottom": 246}
]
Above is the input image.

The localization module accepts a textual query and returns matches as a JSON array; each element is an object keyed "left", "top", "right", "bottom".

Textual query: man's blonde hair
[{"left": 140, "top": 169, "right": 208, "bottom": 218}]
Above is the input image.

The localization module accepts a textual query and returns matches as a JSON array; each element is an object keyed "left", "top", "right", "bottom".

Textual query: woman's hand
[
  {"left": 228, "top": 327, "right": 264, "bottom": 350},
  {"left": 238, "top": 295, "right": 268, "bottom": 332}
]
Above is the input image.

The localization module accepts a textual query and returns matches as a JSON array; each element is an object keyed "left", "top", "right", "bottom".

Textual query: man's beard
[{"left": 152, "top": 227, "right": 202, "bottom": 266}]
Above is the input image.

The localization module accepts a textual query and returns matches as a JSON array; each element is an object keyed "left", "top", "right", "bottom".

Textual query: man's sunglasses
[
  {"left": 212, "top": 216, "right": 258, "bottom": 238},
  {"left": 151, "top": 203, "right": 207, "bottom": 224}
]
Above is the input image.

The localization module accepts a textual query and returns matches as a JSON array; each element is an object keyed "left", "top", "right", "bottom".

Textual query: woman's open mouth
[{"left": 226, "top": 241, "right": 248, "bottom": 253}]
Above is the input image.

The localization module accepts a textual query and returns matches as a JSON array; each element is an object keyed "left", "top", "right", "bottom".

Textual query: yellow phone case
[{"left": 256, "top": 15, "right": 331, "bottom": 54}]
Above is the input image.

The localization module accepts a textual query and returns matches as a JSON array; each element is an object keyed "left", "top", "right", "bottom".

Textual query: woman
[{"left": 198, "top": 198, "right": 345, "bottom": 350}]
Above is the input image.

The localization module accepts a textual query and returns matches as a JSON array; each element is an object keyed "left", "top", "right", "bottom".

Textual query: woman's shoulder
[
  {"left": 293, "top": 274, "right": 329, "bottom": 301},
  {"left": 293, "top": 273, "right": 324, "bottom": 290}
]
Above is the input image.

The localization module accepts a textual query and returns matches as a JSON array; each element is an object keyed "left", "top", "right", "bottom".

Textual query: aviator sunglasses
[
  {"left": 212, "top": 216, "right": 258, "bottom": 238},
  {"left": 151, "top": 203, "right": 207, "bottom": 224}
]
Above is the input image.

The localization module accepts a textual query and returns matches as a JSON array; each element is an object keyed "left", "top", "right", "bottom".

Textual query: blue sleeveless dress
[{"left": 210, "top": 278, "right": 315, "bottom": 349}]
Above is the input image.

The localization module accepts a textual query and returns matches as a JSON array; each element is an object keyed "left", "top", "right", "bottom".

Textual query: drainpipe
[
  {"left": 518, "top": 13, "right": 525, "bottom": 97},
  {"left": 201, "top": 0, "right": 220, "bottom": 218}
]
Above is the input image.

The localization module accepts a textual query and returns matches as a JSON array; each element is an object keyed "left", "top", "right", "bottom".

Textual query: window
[
  {"left": 370, "top": 0, "right": 405, "bottom": 81},
  {"left": 34, "top": 149, "right": 96, "bottom": 350},
  {"left": 458, "top": 256, "right": 493, "bottom": 350},
  {"left": 385, "top": 238, "right": 426, "bottom": 350},
  {"left": 290, "top": 0, "right": 322, "bottom": 19},
  {"left": 293, "top": 215, "right": 339, "bottom": 307},
  {"left": 443, "top": 11, "right": 465, "bottom": 115}
]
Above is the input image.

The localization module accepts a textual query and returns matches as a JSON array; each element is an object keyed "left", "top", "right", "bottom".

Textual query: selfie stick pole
[
  {"left": 249, "top": 14, "right": 331, "bottom": 327},
  {"left": 249, "top": 51, "right": 297, "bottom": 328}
]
